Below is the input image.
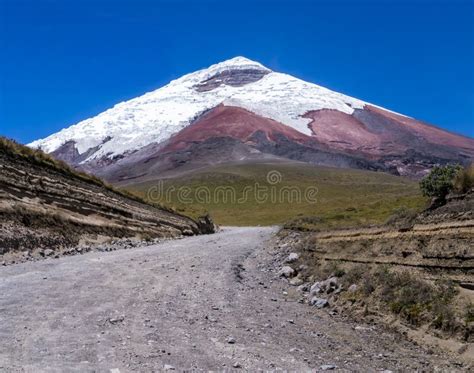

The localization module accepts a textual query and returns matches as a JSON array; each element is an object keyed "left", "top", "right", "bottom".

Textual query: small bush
[
  {"left": 283, "top": 216, "right": 326, "bottom": 231},
  {"left": 453, "top": 163, "right": 474, "bottom": 193},
  {"left": 465, "top": 303, "right": 474, "bottom": 324},
  {"left": 385, "top": 206, "right": 418, "bottom": 228},
  {"left": 361, "top": 274, "right": 376, "bottom": 295},
  {"left": 432, "top": 302, "right": 458, "bottom": 333},
  {"left": 320, "top": 261, "right": 345, "bottom": 278},
  {"left": 419, "top": 164, "right": 462, "bottom": 200},
  {"left": 341, "top": 265, "right": 366, "bottom": 287},
  {"left": 348, "top": 267, "right": 460, "bottom": 328}
]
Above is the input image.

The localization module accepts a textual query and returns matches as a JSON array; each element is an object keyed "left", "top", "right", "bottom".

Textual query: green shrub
[{"left": 419, "top": 164, "right": 462, "bottom": 199}]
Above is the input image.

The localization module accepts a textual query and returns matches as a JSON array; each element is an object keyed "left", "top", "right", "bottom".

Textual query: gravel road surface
[{"left": 0, "top": 227, "right": 462, "bottom": 372}]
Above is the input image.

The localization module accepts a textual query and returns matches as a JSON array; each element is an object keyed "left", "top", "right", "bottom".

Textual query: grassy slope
[{"left": 126, "top": 162, "right": 426, "bottom": 228}]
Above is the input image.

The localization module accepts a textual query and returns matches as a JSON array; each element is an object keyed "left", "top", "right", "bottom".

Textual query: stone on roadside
[
  {"left": 310, "top": 297, "right": 329, "bottom": 308},
  {"left": 279, "top": 266, "right": 295, "bottom": 278},
  {"left": 44, "top": 249, "right": 54, "bottom": 257},
  {"left": 310, "top": 277, "right": 340, "bottom": 295},
  {"left": 285, "top": 252, "right": 299, "bottom": 263},
  {"left": 109, "top": 315, "right": 125, "bottom": 324},
  {"left": 320, "top": 364, "right": 337, "bottom": 370},
  {"left": 310, "top": 281, "right": 322, "bottom": 295},
  {"left": 298, "top": 283, "right": 310, "bottom": 292},
  {"left": 289, "top": 276, "right": 304, "bottom": 286}
]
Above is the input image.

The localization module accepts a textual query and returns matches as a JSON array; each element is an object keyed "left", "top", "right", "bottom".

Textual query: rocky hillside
[
  {"left": 274, "top": 190, "right": 474, "bottom": 361},
  {"left": 0, "top": 138, "right": 211, "bottom": 262}
]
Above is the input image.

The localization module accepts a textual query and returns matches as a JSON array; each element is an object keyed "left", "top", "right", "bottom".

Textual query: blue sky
[{"left": 1, "top": 0, "right": 473, "bottom": 144}]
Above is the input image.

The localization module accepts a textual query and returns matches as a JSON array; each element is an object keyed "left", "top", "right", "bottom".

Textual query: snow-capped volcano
[
  {"left": 29, "top": 57, "right": 367, "bottom": 160},
  {"left": 29, "top": 56, "right": 474, "bottom": 180}
]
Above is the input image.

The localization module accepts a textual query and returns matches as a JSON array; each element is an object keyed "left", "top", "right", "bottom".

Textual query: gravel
[{"left": 0, "top": 227, "right": 464, "bottom": 371}]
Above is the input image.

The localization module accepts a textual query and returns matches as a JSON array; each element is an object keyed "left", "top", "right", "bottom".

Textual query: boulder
[
  {"left": 310, "top": 282, "right": 322, "bottom": 296},
  {"left": 279, "top": 266, "right": 296, "bottom": 278},
  {"left": 310, "top": 277, "right": 340, "bottom": 295},
  {"left": 197, "top": 214, "right": 218, "bottom": 234},
  {"left": 310, "top": 297, "right": 329, "bottom": 308}
]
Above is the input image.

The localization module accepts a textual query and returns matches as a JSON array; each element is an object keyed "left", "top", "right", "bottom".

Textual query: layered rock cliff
[{"left": 0, "top": 138, "right": 207, "bottom": 257}]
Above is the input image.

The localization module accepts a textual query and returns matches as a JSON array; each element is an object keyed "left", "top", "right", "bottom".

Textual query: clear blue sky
[{"left": 1, "top": 0, "right": 473, "bottom": 144}]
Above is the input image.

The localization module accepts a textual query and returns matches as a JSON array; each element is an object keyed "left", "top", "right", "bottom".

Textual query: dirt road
[{"left": 0, "top": 227, "right": 463, "bottom": 372}]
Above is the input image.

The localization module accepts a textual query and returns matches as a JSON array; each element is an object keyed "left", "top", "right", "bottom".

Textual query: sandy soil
[{"left": 0, "top": 227, "right": 464, "bottom": 372}]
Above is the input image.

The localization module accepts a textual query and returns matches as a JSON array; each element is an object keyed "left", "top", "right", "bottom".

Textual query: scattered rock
[
  {"left": 285, "top": 252, "right": 299, "bottom": 263},
  {"left": 232, "top": 362, "right": 242, "bottom": 368},
  {"left": 354, "top": 325, "right": 371, "bottom": 331},
  {"left": 298, "top": 283, "right": 310, "bottom": 292},
  {"left": 163, "top": 364, "right": 175, "bottom": 370},
  {"left": 310, "top": 277, "right": 339, "bottom": 295},
  {"left": 226, "top": 336, "right": 236, "bottom": 344},
  {"left": 289, "top": 277, "right": 304, "bottom": 286},
  {"left": 310, "top": 297, "right": 329, "bottom": 308},
  {"left": 310, "top": 282, "right": 322, "bottom": 296},
  {"left": 279, "top": 266, "right": 295, "bottom": 278},
  {"left": 320, "top": 364, "right": 337, "bottom": 370},
  {"left": 108, "top": 315, "right": 125, "bottom": 324},
  {"left": 43, "top": 249, "right": 54, "bottom": 257}
]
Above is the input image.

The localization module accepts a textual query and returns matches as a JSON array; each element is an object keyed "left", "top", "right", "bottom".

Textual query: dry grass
[
  {"left": 0, "top": 136, "right": 173, "bottom": 212},
  {"left": 0, "top": 136, "right": 107, "bottom": 187},
  {"left": 454, "top": 163, "right": 474, "bottom": 194},
  {"left": 299, "top": 253, "right": 470, "bottom": 339},
  {"left": 333, "top": 264, "right": 468, "bottom": 337}
]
